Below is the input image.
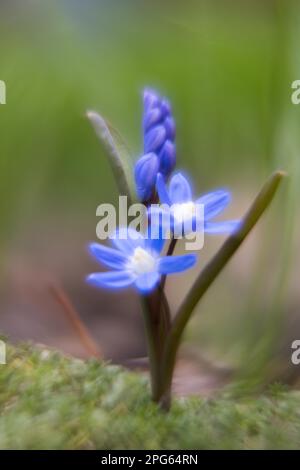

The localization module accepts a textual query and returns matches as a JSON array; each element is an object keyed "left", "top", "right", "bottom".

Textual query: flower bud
[
  {"left": 164, "top": 116, "right": 176, "bottom": 141},
  {"left": 134, "top": 152, "right": 159, "bottom": 202},
  {"left": 142, "top": 88, "right": 176, "bottom": 179},
  {"left": 160, "top": 99, "right": 172, "bottom": 117},
  {"left": 143, "top": 89, "right": 159, "bottom": 111},
  {"left": 144, "top": 125, "right": 166, "bottom": 153},
  {"left": 143, "top": 107, "right": 162, "bottom": 132},
  {"left": 159, "top": 140, "right": 176, "bottom": 177}
]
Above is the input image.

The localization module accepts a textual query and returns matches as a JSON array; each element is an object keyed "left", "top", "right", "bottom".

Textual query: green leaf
[
  {"left": 87, "top": 110, "right": 136, "bottom": 204},
  {"left": 159, "top": 170, "right": 286, "bottom": 403}
]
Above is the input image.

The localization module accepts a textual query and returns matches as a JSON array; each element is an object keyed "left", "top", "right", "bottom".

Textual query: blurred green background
[{"left": 0, "top": 0, "right": 300, "bottom": 389}]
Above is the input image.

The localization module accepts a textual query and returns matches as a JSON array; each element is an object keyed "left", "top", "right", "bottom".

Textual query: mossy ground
[{"left": 0, "top": 343, "right": 299, "bottom": 449}]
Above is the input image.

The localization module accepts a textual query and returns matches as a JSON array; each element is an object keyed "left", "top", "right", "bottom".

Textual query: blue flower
[
  {"left": 86, "top": 228, "right": 196, "bottom": 294},
  {"left": 154, "top": 172, "right": 240, "bottom": 235},
  {"left": 134, "top": 89, "right": 176, "bottom": 202}
]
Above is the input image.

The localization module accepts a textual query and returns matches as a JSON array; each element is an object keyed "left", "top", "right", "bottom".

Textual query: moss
[{"left": 0, "top": 343, "right": 300, "bottom": 449}]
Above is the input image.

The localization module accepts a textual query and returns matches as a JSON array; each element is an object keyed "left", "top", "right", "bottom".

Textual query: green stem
[
  {"left": 156, "top": 237, "right": 177, "bottom": 337},
  {"left": 161, "top": 237, "right": 177, "bottom": 290},
  {"left": 158, "top": 285, "right": 172, "bottom": 332},
  {"left": 159, "top": 170, "right": 286, "bottom": 403},
  {"left": 141, "top": 288, "right": 172, "bottom": 403},
  {"left": 141, "top": 294, "right": 161, "bottom": 400}
]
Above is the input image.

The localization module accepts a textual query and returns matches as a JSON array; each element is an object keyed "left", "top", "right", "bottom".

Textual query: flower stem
[
  {"left": 141, "top": 288, "right": 171, "bottom": 403},
  {"left": 159, "top": 170, "right": 286, "bottom": 406},
  {"left": 141, "top": 294, "right": 161, "bottom": 400},
  {"left": 161, "top": 237, "right": 177, "bottom": 290}
]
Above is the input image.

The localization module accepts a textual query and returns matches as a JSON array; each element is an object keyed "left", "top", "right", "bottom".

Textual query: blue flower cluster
[
  {"left": 135, "top": 89, "right": 176, "bottom": 201},
  {"left": 87, "top": 89, "right": 240, "bottom": 294}
]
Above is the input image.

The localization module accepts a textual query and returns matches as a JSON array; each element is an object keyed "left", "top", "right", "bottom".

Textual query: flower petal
[
  {"left": 148, "top": 207, "right": 173, "bottom": 249},
  {"left": 156, "top": 173, "right": 171, "bottom": 205},
  {"left": 196, "top": 189, "right": 231, "bottom": 220},
  {"left": 169, "top": 173, "right": 192, "bottom": 203},
  {"left": 158, "top": 254, "right": 197, "bottom": 274},
  {"left": 88, "top": 243, "right": 127, "bottom": 270},
  {"left": 172, "top": 215, "right": 197, "bottom": 237},
  {"left": 134, "top": 272, "right": 160, "bottom": 293},
  {"left": 86, "top": 271, "right": 134, "bottom": 289},
  {"left": 204, "top": 220, "right": 241, "bottom": 234},
  {"left": 145, "top": 217, "right": 166, "bottom": 254},
  {"left": 147, "top": 237, "right": 165, "bottom": 255},
  {"left": 110, "top": 228, "right": 145, "bottom": 254},
  {"left": 144, "top": 125, "right": 166, "bottom": 153}
]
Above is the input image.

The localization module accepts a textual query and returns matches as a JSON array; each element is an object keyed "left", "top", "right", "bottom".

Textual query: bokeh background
[{"left": 1, "top": 0, "right": 300, "bottom": 393}]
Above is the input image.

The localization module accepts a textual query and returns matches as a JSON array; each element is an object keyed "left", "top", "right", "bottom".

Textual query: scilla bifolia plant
[{"left": 87, "top": 89, "right": 285, "bottom": 411}]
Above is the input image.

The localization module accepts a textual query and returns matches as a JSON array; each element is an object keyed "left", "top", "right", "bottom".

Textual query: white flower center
[
  {"left": 172, "top": 201, "right": 196, "bottom": 222},
  {"left": 127, "top": 247, "right": 157, "bottom": 276}
]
